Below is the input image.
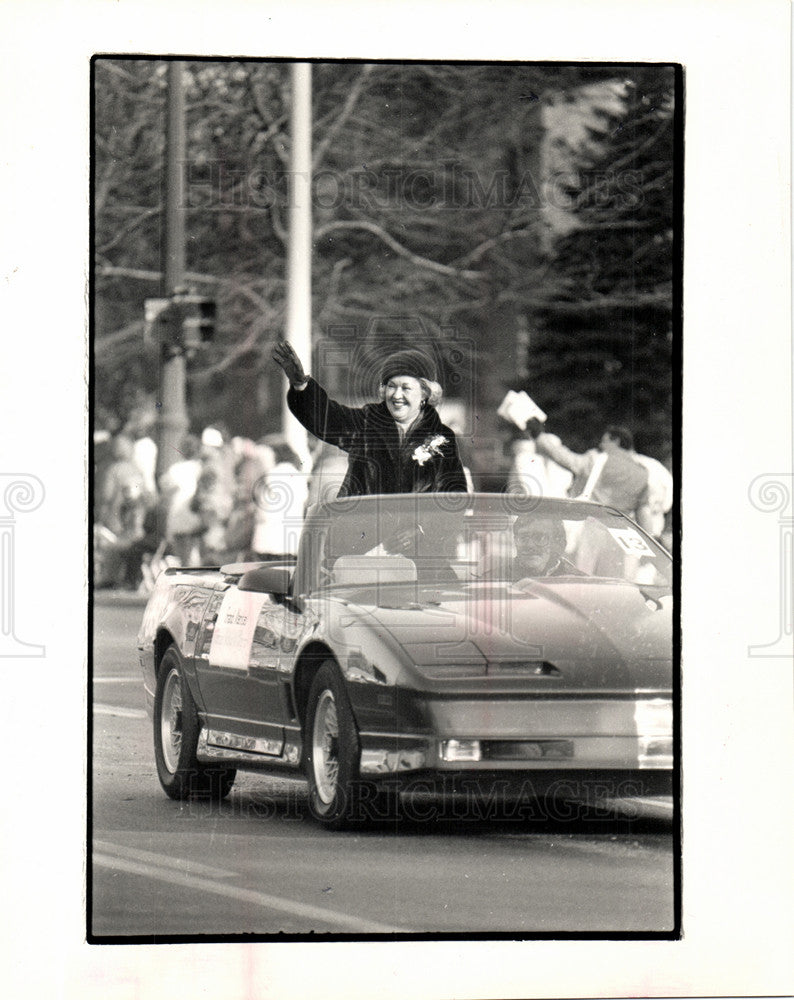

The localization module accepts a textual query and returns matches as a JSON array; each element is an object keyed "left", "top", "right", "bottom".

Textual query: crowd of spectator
[
  {"left": 94, "top": 411, "right": 673, "bottom": 593},
  {"left": 94, "top": 416, "right": 316, "bottom": 592}
]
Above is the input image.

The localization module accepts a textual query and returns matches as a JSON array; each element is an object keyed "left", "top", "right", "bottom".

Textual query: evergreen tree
[{"left": 526, "top": 66, "right": 676, "bottom": 458}]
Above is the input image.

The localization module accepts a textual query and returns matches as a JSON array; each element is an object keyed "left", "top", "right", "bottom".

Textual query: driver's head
[{"left": 513, "top": 515, "right": 567, "bottom": 575}]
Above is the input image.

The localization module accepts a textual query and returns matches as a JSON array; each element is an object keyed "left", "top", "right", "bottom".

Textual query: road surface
[{"left": 91, "top": 599, "right": 676, "bottom": 938}]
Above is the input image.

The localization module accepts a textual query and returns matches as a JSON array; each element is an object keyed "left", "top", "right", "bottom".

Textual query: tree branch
[
  {"left": 313, "top": 64, "right": 374, "bottom": 171},
  {"left": 314, "top": 219, "right": 482, "bottom": 280},
  {"left": 190, "top": 314, "right": 284, "bottom": 380},
  {"left": 317, "top": 256, "right": 352, "bottom": 322},
  {"left": 269, "top": 199, "right": 288, "bottom": 246},
  {"left": 541, "top": 289, "right": 672, "bottom": 313},
  {"left": 97, "top": 208, "right": 160, "bottom": 255},
  {"left": 608, "top": 115, "right": 672, "bottom": 173},
  {"left": 94, "top": 265, "right": 270, "bottom": 310},
  {"left": 456, "top": 227, "right": 537, "bottom": 267},
  {"left": 94, "top": 320, "right": 145, "bottom": 356}
]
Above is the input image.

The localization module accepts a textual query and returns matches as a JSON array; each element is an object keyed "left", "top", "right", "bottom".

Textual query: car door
[{"left": 193, "top": 583, "right": 305, "bottom": 753}]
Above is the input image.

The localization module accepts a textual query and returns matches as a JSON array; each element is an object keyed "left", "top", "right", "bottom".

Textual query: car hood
[{"left": 327, "top": 580, "right": 672, "bottom": 688}]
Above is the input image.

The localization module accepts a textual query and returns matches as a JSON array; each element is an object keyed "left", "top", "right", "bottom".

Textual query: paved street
[{"left": 91, "top": 600, "right": 676, "bottom": 938}]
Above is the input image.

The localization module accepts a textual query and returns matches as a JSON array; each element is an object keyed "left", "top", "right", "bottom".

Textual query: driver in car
[{"left": 512, "top": 514, "right": 583, "bottom": 579}]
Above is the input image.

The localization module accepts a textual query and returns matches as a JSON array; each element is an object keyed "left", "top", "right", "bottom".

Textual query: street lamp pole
[
  {"left": 157, "top": 59, "right": 189, "bottom": 480},
  {"left": 282, "top": 62, "right": 312, "bottom": 467}
]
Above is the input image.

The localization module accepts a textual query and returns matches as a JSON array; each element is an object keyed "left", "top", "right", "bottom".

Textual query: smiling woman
[{"left": 271, "top": 342, "right": 467, "bottom": 497}]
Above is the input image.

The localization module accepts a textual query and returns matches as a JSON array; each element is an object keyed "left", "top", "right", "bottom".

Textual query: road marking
[
  {"left": 94, "top": 840, "right": 237, "bottom": 879},
  {"left": 93, "top": 676, "right": 140, "bottom": 684},
  {"left": 93, "top": 704, "right": 148, "bottom": 719},
  {"left": 601, "top": 796, "right": 674, "bottom": 820},
  {"left": 93, "top": 852, "right": 404, "bottom": 934},
  {"left": 624, "top": 796, "right": 674, "bottom": 811}
]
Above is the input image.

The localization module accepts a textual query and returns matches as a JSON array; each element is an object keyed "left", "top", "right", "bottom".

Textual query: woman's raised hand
[{"left": 272, "top": 341, "right": 308, "bottom": 387}]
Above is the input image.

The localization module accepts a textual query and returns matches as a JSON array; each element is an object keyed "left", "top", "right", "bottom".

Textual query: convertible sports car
[{"left": 138, "top": 492, "right": 673, "bottom": 828}]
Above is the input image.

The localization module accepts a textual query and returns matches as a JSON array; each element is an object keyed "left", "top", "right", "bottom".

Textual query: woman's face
[{"left": 384, "top": 375, "right": 425, "bottom": 425}]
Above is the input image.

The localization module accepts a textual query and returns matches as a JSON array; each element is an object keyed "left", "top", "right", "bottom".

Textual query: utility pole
[
  {"left": 156, "top": 60, "right": 189, "bottom": 480},
  {"left": 282, "top": 62, "right": 312, "bottom": 467}
]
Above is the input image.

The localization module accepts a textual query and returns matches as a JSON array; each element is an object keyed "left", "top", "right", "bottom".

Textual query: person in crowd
[
  {"left": 306, "top": 440, "right": 349, "bottom": 508},
  {"left": 529, "top": 422, "right": 650, "bottom": 527},
  {"left": 193, "top": 426, "right": 236, "bottom": 563},
  {"left": 512, "top": 514, "right": 583, "bottom": 579},
  {"left": 123, "top": 409, "right": 158, "bottom": 500},
  {"left": 272, "top": 341, "right": 468, "bottom": 497},
  {"left": 224, "top": 443, "right": 273, "bottom": 562},
  {"left": 506, "top": 435, "right": 573, "bottom": 499},
  {"left": 94, "top": 408, "right": 121, "bottom": 500},
  {"left": 658, "top": 449, "right": 674, "bottom": 552},
  {"left": 98, "top": 433, "right": 153, "bottom": 587},
  {"left": 200, "top": 424, "right": 235, "bottom": 479},
  {"left": 631, "top": 446, "right": 674, "bottom": 542},
  {"left": 158, "top": 433, "right": 203, "bottom": 566},
  {"left": 251, "top": 439, "right": 309, "bottom": 561}
]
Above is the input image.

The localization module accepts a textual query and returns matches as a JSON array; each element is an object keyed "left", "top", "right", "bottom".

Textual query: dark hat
[{"left": 380, "top": 349, "right": 437, "bottom": 385}]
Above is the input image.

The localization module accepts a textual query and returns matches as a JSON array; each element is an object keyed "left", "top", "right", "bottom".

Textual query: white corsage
[{"left": 412, "top": 434, "right": 447, "bottom": 466}]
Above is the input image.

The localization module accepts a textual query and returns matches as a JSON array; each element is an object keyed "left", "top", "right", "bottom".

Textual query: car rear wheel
[
  {"left": 153, "top": 645, "right": 236, "bottom": 800},
  {"left": 305, "top": 660, "right": 393, "bottom": 829}
]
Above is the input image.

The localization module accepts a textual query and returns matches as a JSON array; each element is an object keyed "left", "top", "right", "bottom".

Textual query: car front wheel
[
  {"left": 153, "top": 645, "right": 236, "bottom": 800},
  {"left": 305, "top": 660, "right": 392, "bottom": 829}
]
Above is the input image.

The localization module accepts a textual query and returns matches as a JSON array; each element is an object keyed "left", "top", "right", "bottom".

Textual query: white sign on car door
[{"left": 208, "top": 589, "right": 269, "bottom": 670}]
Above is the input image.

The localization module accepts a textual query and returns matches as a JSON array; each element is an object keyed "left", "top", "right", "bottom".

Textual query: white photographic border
[{"left": 2, "top": 1, "right": 792, "bottom": 998}]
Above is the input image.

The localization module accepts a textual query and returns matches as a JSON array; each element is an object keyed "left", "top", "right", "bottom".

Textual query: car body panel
[{"left": 138, "top": 493, "right": 674, "bottom": 788}]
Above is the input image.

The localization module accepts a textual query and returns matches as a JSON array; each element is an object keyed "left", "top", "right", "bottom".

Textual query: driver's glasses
[{"left": 516, "top": 531, "right": 551, "bottom": 546}]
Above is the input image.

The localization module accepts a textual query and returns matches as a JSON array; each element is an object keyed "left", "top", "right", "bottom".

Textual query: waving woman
[{"left": 272, "top": 342, "right": 467, "bottom": 498}]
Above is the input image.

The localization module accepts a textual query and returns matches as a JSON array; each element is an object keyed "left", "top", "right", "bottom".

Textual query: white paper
[{"left": 497, "top": 389, "right": 548, "bottom": 429}]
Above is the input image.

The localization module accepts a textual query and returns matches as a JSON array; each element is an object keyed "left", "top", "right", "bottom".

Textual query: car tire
[
  {"left": 304, "top": 660, "right": 380, "bottom": 829},
  {"left": 153, "top": 644, "right": 236, "bottom": 800}
]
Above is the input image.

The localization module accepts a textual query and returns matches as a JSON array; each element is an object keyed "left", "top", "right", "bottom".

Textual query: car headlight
[{"left": 634, "top": 697, "right": 672, "bottom": 736}]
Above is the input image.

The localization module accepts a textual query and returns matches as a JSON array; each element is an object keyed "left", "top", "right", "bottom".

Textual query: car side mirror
[{"left": 238, "top": 565, "right": 292, "bottom": 596}]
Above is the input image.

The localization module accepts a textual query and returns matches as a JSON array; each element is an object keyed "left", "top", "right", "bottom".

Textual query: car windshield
[{"left": 303, "top": 494, "right": 671, "bottom": 594}]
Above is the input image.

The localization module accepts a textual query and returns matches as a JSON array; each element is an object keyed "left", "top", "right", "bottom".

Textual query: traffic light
[
  {"left": 176, "top": 293, "right": 216, "bottom": 349},
  {"left": 143, "top": 292, "right": 216, "bottom": 353},
  {"left": 143, "top": 298, "right": 173, "bottom": 347}
]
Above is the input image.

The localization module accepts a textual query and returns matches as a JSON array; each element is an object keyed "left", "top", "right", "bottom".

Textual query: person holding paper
[{"left": 529, "top": 423, "right": 650, "bottom": 526}]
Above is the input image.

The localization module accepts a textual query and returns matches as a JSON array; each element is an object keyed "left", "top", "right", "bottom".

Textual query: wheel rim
[
  {"left": 160, "top": 667, "right": 183, "bottom": 774},
  {"left": 312, "top": 689, "right": 339, "bottom": 805}
]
